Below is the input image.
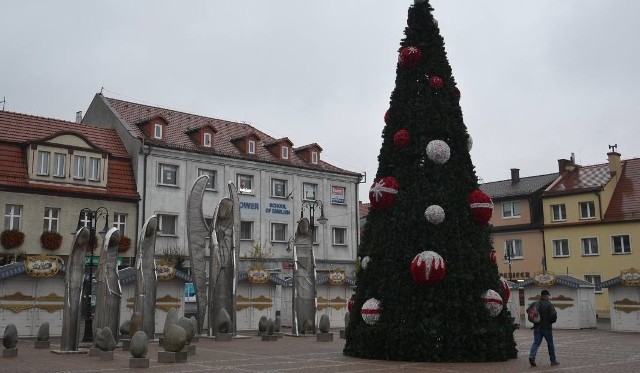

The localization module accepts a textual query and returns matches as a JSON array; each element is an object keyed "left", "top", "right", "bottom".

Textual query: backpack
[{"left": 528, "top": 302, "right": 541, "bottom": 323}]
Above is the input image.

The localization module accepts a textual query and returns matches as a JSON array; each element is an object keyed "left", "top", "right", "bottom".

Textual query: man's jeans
[{"left": 529, "top": 327, "right": 556, "bottom": 363}]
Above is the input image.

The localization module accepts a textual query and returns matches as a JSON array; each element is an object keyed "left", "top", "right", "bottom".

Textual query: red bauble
[
  {"left": 489, "top": 250, "right": 497, "bottom": 265},
  {"left": 454, "top": 86, "right": 461, "bottom": 99},
  {"left": 500, "top": 277, "right": 511, "bottom": 303},
  {"left": 410, "top": 251, "right": 446, "bottom": 286},
  {"left": 393, "top": 129, "right": 410, "bottom": 147},
  {"left": 468, "top": 189, "right": 493, "bottom": 224},
  {"left": 369, "top": 177, "right": 399, "bottom": 210},
  {"left": 384, "top": 109, "right": 391, "bottom": 125},
  {"left": 429, "top": 75, "right": 444, "bottom": 89},
  {"left": 398, "top": 46, "right": 421, "bottom": 68},
  {"left": 347, "top": 297, "right": 354, "bottom": 313}
]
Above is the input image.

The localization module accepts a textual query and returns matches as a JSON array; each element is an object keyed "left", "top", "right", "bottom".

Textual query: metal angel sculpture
[
  {"left": 93, "top": 227, "right": 122, "bottom": 339},
  {"left": 60, "top": 227, "right": 90, "bottom": 351},
  {"left": 292, "top": 217, "right": 317, "bottom": 335},
  {"left": 131, "top": 216, "right": 158, "bottom": 338}
]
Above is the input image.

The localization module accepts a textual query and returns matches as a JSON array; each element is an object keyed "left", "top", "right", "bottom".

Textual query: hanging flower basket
[
  {"left": 1, "top": 229, "right": 25, "bottom": 250},
  {"left": 40, "top": 231, "right": 63, "bottom": 251},
  {"left": 118, "top": 235, "right": 132, "bottom": 253}
]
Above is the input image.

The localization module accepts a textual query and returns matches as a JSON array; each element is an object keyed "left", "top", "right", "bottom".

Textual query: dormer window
[
  {"left": 53, "top": 153, "right": 66, "bottom": 177},
  {"left": 37, "top": 151, "right": 50, "bottom": 175},
  {"left": 154, "top": 123, "right": 163, "bottom": 139},
  {"left": 73, "top": 155, "right": 86, "bottom": 179},
  {"left": 88, "top": 157, "right": 101, "bottom": 181},
  {"left": 204, "top": 132, "right": 212, "bottom": 147},
  {"left": 248, "top": 140, "right": 256, "bottom": 154},
  {"left": 282, "top": 146, "right": 289, "bottom": 159},
  {"left": 311, "top": 151, "right": 318, "bottom": 164}
]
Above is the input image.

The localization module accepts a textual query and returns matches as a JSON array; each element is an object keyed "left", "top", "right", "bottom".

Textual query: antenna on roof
[
  {"left": 608, "top": 144, "right": 618, "bottom": 152},
  {"left": 1, "top": 96, "right": 5, "bottom": 111}
]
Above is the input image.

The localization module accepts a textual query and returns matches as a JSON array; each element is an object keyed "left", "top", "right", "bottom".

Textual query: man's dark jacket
[{"left": 527, "top": 299, "right": 557, "bottom": 330}]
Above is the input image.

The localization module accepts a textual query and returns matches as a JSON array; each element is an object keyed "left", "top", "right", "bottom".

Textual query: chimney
[
  {"left": 607, "top": 151, "right": 622, "bottom": 176},
  {"left": 510, "top": 168, "right": 520, "bottom": 184},
  {"left": 558, "top": 159, "right": 570, "bottom": 173},
  {"left": 75, "top": 111, "right": 82, "bottom": 123}
]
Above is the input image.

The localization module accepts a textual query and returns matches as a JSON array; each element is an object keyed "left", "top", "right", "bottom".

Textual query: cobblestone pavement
[{"left": 2, "top": 326, "right": 639, "bottom": 373}]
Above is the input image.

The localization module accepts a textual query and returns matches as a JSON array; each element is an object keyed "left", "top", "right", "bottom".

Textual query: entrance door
[{"left": 236, "top": 283, "right": 275, "bottom": 331}]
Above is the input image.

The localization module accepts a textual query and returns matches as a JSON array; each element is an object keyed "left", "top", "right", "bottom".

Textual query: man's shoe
[
  {"left": 551, "top": 361, "right": 560, "bottom": 366},
  {"left": 529, "top": 357, "right": 536, "bottom": 366}
]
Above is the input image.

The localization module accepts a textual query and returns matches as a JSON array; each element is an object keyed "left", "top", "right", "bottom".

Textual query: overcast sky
[{"left": 2, "top": 1, "right": 640, "bottom": 200}]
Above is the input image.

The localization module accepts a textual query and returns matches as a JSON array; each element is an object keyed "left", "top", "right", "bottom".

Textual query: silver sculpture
[
  {"left": 60, "top": 227, "right": 90, "bottom": 351},
  {"left": 292, "top": 218, "right": 317, "bottom": 335},
  {"left": 132, "top": 216, "right": 158, "bottom": 338},
  {"left": 208, "top": 182, "right": 240, "bottom": 336},
  {"left": 186, "top": 175, "right": 210, "bottom": 335},
  {"left": 93, "top": 227, "right": 122, "bottom": 339}
]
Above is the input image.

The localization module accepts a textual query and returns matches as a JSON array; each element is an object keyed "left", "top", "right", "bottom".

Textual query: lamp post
[
  {"left": 504, "top": 246, "right": 513, "bottom": 281},
  {"left": 77, "top": 207, "right": 109, "bottom": 342},
  {"left": 300, "top": 199, "right": 328, "bottom": 239}
]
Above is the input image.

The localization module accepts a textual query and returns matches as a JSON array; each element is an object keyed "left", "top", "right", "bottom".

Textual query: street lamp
[
  {"left": 77, "top": 207, "right": 109, "bottom": 342},
  {"left": 503, "top": 245, "right": 513, "bottom": 281},
  {"left": 300, "top": 199, "right": 328, "bottom": 239}
]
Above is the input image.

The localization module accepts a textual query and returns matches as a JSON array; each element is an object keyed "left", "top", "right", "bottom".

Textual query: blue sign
[
  {"left": 240, "top": 202, "right": 259, "bottom": 210},
  {"left": 266, "top": 203, "right": 290, "bottom": 215}
]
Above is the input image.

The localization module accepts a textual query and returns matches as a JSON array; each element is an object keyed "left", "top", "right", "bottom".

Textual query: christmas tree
[{"left": 343, "top": 1, "right": 518, "bottom": 362}]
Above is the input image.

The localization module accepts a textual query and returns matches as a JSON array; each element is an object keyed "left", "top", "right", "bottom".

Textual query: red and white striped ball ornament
[
  {"left": 398, "top": 46, "right": 422, "bottom": 69},
  {"left": 499, "top": 277, "right": 511, "bottom": 303},
  {"left": 482, "top": 289, "right": 504, "bottom": 317},
  {"left": 361, "top": 298, "right": 382, "bottom": 325},
  {"left": 369, "top": 177, "right": 399, "bottom": 211},
  {"left": 468, "top": 189, "right": 493, "bottom": 224},
  {"left": 410, "top": 251, "right": 446, "bottom": 286}
]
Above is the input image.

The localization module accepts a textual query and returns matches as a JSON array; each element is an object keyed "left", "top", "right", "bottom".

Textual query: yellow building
[{"left": 542, "top": 151, "right": 640, "bottom": 316}]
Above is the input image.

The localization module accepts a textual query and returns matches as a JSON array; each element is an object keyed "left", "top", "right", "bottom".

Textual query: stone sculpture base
[
  {"left": 50, "top": 349, "right": 88, "bottom": 355},
  {"left": 99, "top": 351, "right": 114, "bottom": 361},
  {"left": 261, "top": 335, "right": 278, "bottom": 342},
  {"left": 216, "top": 333, "right": 232, "bottom": 342},
  {"left": 2, "top": 348, "right": 18, "bottom": 358},
  {"left": 121, "top": 339, "right": 130, "bottom": 351},
  {"left": 317, "top": 332, "right": 334, "bottom": 342},
  {"left": 35, "top": 340, "right": 51, "bottom": 349},
  {"left": 182, "top": 344, "right": 196, "bottom": 356},
  {"left": 158, "top": 350, "right": 187, "bottom": 363},
  {"left": 339, "top": 329, "right": 346, "bottom": 339},
  {"left": 88, "top": 347, "right": 101, "bottom": 357},
  {"left": 129, "top": 357, "right": 150, "bottom": 368}
]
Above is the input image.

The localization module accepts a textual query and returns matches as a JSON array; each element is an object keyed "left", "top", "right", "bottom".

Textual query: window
[
  {"left": 73, "top": 155, "right": 85, "bottom": 179},
  {"left": 237, "top": 174, "right": 254, "bottom": 194},
  {"left": 4, "top": 205, "right": 22, "bottom": 230},
  {"left": 198, "top": 169, "right": 217, "bottom": 190},
  {"left": 113, "top": 213, "right": 127, "bottom": 235},
  {"left": 158, "top": 164, "right": 178, "bottom": 186},
  {"left": 612, "top": 235, "right": 631, "bottom": 254},
  {"left": 281, "top": 146, "right": 289, "bottom": 159},
  {"left": 311, "top": 151, "right": 318, "bottom": 164},
  {"left": 88, "top": 157, "right": 101, "bottom": 181},
  {"left": 584, "top": 274, "right": 602, "bottom": 293},
  {"left": 331, "top": 186, "right": 346, "bottom": 204},
  {"left": 37, "top": 150, "right": 50, "bottom": 175},
  {"left": 504, "top": 239, "right": 523, "bottom": 258},
  {"left": 303, "top": 183, "right": 317, "bottom": 201},
  {"left": 579, "top": 201, "right": 596, "bottom": 219},
  {"left": 154, "top": 123, "right": 163, "bottom": 139},
  {"left": 332, "top": 227, "right": 347, "bottom": 245},
  {"left": 581, "top": 237, "right": 599, "bottom": 255},
  {"left": 552, "top": 239, "right": 569, "bottom": 257},
  {"left": 203, "top": 133, "right": 212, "bottom": 147},
  {"left": 53, "top": 153, "right": 66, "bottom": 177},
  {"left": 502, "top": 201, "right": 521, "bottom": 218},
  {"left": 271, "top": 223, "right": 287, "bottom": 242},
  {"left": 551, "top": 204, "right": 566, "bottom": 222},
  {"left": 158, "top": 214, "right": 177, "bottom": 236},
  {"left": 43, "top": 207, "right": 60, "bottom": 232},
  {"left": 240, "top": 221, "right": 253, "bottom": 240},
  {"left": 271, "top": 179, "right": 287, "bottom": 198},
  {"left": 248, "top": 140, "right": 256, "bottom": 154},
  {"left": 78, "top": 210, "right": 92, "bottom": 229}
]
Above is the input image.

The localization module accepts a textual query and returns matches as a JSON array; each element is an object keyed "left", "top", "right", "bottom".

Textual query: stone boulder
[
  {"left": 163, "top": 324, "right": 187, "bottom": 352},
  {"left": 120, "top": 319, "right": 131, "bottom": 337},
  {"left": 190, "top": 316, "right": 198, "bottom": 336},
  {"left": 2, "top": 324, "right": 18, "bottom": 349},
  {"left": 95, "top": 327, "right": 117, "bottom": 352},
  {"left": 178, "top": 317, "right": 194, "bottom": 343},
  {"left": 130, "top": 331, "right": 149, "bottom": 358},
  {"left": 258, "top": 316, "right": 268, "bottom": 333},
  {"left": 319, "top": 314, "right": 330, "bottom": 333},
  {"left": 37, "top": 322, "right": 50, "bottom": 342},
  {"left": 266, "top": 318, "right": 275, "bottom": 336},
  {"left": 163, "top": 308, "right": 180, "bottom": 336},
  {"left": 274, "top": 315, "right": 281, "bottom": 333},
  {"left": 217, "top": 309, "right": 232, "bottom": 334},
  {"left": 129, "top": 312, "right": 143, "bottom": 336}
]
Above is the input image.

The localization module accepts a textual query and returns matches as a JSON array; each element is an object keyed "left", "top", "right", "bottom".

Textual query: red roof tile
[
  {"left": 0, "top": 111, "right": 138, "bottom": 201},
  {"left": 544, "top": 163, "right": 612, "bottom": 195},
  {"left": 604, "top": 158, "right": 640, "bottom": 222},
  {"left": 99, "top": 95, "right": 356, "bottom": 176}
]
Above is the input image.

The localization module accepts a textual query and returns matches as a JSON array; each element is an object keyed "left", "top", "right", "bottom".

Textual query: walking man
[{"left": 527, "top": 289, "right": 559, "bottom": 366}]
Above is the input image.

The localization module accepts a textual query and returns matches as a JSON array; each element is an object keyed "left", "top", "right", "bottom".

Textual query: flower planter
[
  {"left": 1, "top": 229, "right": 25, "bottom": 250},
  {"left": 40, "top": 231, "right": 63, "bottom": 251},
  {"left": 118, "top": 235, "right": 131, "bottom": 253}
]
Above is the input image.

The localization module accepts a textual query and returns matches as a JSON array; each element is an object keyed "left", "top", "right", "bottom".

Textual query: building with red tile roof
[
  {"left": 0, "top": 110, "right": 139, "bottom": 262},
  {"left": 82, "top": 93, "right": 363, "bottom": 329}
]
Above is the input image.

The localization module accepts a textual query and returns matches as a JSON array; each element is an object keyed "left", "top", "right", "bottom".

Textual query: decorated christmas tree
[{"left": 343, "top": 0, "right": 517, "bottom": 362}]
